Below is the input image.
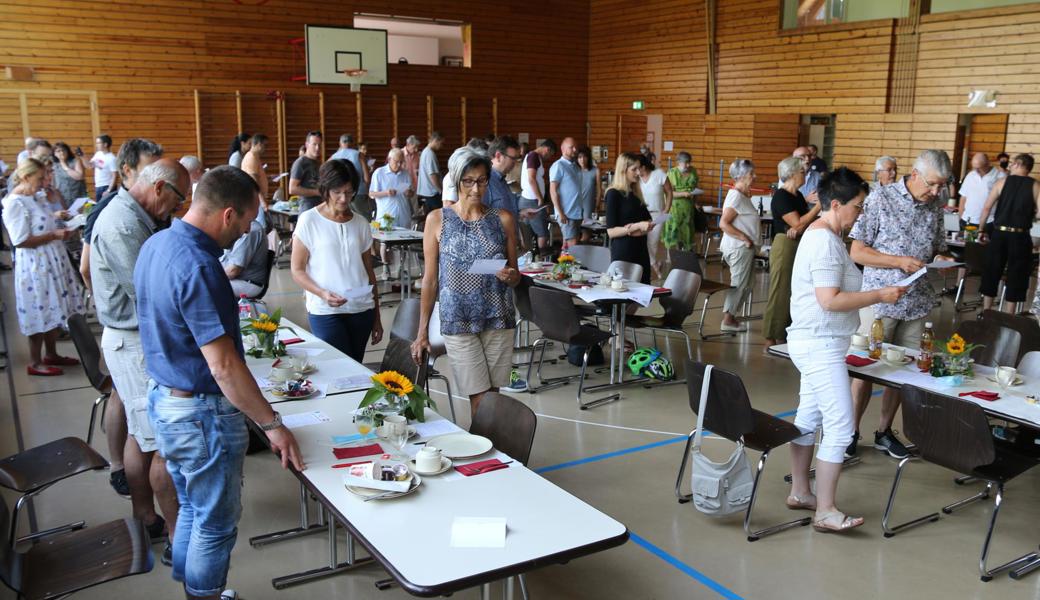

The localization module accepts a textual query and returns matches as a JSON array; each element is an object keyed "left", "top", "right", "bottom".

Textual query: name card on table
[{"left": 450, "top": 517, "right": 507, "bottom": 548}]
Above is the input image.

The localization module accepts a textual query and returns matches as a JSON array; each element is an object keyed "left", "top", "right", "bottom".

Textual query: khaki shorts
[
  {"left": 442, "top": 328, "right": 515, "bottom": 397},
  {"left": 101, "top": 327, "right": 157, "bottom": 452},
  {"left": 856, "top": 309, "right": 927, "bottom": 348}
]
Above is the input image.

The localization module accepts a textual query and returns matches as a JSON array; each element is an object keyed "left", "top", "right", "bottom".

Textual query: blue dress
[{"left": 438, "top": 207, "right": 515, "bottom": 335}]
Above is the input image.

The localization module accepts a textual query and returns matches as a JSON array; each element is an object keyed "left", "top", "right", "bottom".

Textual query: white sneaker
[
  {"left": 220, "top": 590, "right": 239, "bottom": 600},
  {"left": 720, "top": 322, "right": 746, "bottom": 332}
]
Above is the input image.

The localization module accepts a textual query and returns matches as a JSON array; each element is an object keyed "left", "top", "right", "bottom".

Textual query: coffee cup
[
  {"left": 287, "top": 349, "right": 309, "bottom": 371},
  {"left": 599, "top": 274, "right": 611, "bottom": 286},
  {"left": 415, "top": 446, "right": 443, "bottom": 472},
  {"left": 611, "top": 279, "right": 624, "bottom": 290},
  {"left": 851, "top": 333, "right": 868, "bottom": 348},
  {"left": 270, "top": 365, "right": 295, "bottom": 382},
  {"left": 996, "top": 366, "right": 1018, "bottom": 388},
  {"left": 885, "top": 347, "right": 905, "bottom": 363}
]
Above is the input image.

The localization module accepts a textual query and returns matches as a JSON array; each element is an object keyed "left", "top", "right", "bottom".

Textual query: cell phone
[{"left": 75, "top": 146, "right": 83, "bottom": 156}]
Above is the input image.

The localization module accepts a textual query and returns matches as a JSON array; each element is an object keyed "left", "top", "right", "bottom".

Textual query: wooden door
[
  {"left": 617, "top": 114, "right": 646, "bottom": 158},
  {"left": 967, "top": 113, "right": 1008, "bottom": 161}
]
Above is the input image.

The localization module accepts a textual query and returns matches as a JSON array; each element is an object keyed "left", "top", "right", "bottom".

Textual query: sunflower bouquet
[
  {"left": 241, "top": 308, "right": 294, "bottom": 358},
  {"left": 552, "top": 252, "right": 577, "bottom": 281},
  {"left": 358, "top": 370, "right": 436, "bottom": 423},
  {"left": 964, "top": 224, "right": 979, "bottom": 243},
  {"left": 929, "top": 333, "right": 982, "bottom": 378}
]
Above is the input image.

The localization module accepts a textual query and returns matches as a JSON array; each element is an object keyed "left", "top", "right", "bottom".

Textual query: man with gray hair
[
  {"left": 179, "top": 155, "right": 203, "bottom": 194},
  {"left": 91, "top": 158, "right": 190, "bottom": 566},
  {"left": 403, "top": 134, "right": 421, "bottom": 192},
  {"left": 958, "top": 152, "right": 1004, "bottom": 231},
  {"left": 845, "top": 149, "right": 955, "bottom": 460},
  {"left": 792, "top": 146, "right": 820, "bottom": 202},
  {"left": 872, "top": 156, "right": 898, "bottom": 190}
]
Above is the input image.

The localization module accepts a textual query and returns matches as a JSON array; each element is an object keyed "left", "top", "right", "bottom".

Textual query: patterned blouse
[
  {"left": 438, "top": 207, "right": 516, "bottom": 335},
  {"left": 848, "top": 176, "right": 947, "bottom": 321}
]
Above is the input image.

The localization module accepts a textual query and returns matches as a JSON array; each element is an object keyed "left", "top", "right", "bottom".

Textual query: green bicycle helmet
[
  {"left": 627, "top": 347, "right": 661, "bottom": 376},
  {"left": 645, "top": 356, "right": 675, "bottom": 381}
]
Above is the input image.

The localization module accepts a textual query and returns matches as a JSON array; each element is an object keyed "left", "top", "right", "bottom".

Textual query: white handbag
[{"left": 690, "top": 365, "right": 755, "bottom": 516}]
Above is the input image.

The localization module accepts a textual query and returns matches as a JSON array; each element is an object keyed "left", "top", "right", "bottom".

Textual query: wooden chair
[
  {"left": 955, "top": 321, "right": 1021, "bottom": 368},
  {"left": 674, "top": 361, "right": 810, "bottom": 542},
  {"left": 469, "top": 392, "right": 537, "bottom": 466},
  {"left": 0, "top": 490, "right": 154, "bottom": 600},
  {"left": 0, "top": 438, "right": 109, "bottom": 550},
  {"left": 881, "top": 386, "right": 1039, "bottom": 581},
  {"left": 66, "top": 314, "right": 111, "bottom": 445}
]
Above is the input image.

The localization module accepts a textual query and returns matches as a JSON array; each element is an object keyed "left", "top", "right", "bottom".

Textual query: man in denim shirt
[{"left": 135, "top": 166, "right": 304, "bottom": 600}]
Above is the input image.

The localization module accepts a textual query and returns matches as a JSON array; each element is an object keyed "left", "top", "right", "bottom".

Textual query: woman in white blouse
[
  {"left": 786, "top": 167, "right": 905, "bottom": 533},
  {"left": 718, "top": 159, "right": 759, "bottom": 332},
  {"left": 291, "top": 159, "right": 383, "bottom": 362},
  {"left": 638, "top": 154, "right": 672, "bottom": 279}
]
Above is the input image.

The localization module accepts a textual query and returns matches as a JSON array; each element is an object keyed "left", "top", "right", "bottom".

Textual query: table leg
[
  {"left": 607, "top": 304, "right": 618, "bottom": 384},
  {"left": 481, "top": 583, "right": 493, "bottom": 600},
  {"left": 270, "top": 511, "right": 375, "bottom": 589},
  {"left": 504, "top": 576, "right": 515, "bottom": 600},
  {"left": 249, "top": 482, "right": 326, "bottom": 547}
]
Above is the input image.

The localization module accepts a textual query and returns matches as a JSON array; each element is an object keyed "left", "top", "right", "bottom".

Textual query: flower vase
[
  {"left": 944, "top": 353, "right": 973, "bottom": 377},
  {"left": 552, "top": 263, "right": 573, "bottom": 282}
]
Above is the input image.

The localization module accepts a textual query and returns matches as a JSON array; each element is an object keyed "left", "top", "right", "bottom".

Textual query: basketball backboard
[{"left": 305, "top": 25, "right": 388, "bottom": 87}]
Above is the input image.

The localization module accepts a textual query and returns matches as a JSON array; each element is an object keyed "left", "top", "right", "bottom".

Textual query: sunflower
[
  {"left": 372, "top": 371, "right": 414, "bottom": 396},
  {"left": 946, "top": 333, "right": 966, "bottom": 355},
  {"left": 557, "top": 254, "right": 575, "bottom": 264}
]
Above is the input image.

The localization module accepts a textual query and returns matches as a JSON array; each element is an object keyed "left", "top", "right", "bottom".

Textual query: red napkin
[
  {"left": 282, "top": 337, "right": 305, "bottom": 345},
  {"left": 332, "top": 443, "right": 383, "bottom": 459},
  {"left": 654, "top": 287, "right": 670, "bottom": 294},
  {"left": 455, "top": 458, "right": 510, "bottom": 477},
  {"left": 959, "top": 391, "right": 1000, "bottom": 401},
  {"left": 846, "top": 355, "right": 877, "bottom": 367}
]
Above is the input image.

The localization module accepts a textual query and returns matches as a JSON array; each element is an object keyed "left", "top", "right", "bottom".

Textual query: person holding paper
[
  {"left": 291, "top": 159, "right": 383, "bottom": 362},
  {"left": 638, "top": 154, "right": 672, "bottom": 279},
  {"left": 787, "top": 167, "right": 907, "bottom": 534},
  {"left": 662, "top": 151, "right": 698, "bottom": 251},
  {"left": 605, "top": 153, "right": 652, "bottom": 285},
  {"left": 577, "top": 146, "right": 600, "bottom": 242},
  {"left": 412, "top": 146, "right": 521, "bottom": 417},
  {"left": 718, "top": 159, "right": 759, "bottom": 332},
  {"left": 846, "top": 149, "right": 954, "bottom": 461}
]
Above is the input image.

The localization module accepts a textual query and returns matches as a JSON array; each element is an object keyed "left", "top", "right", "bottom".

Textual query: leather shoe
[
  {"left": 43, "top": 355, "right": 80, "bottom": 366},
  {"left": 27, "top": 365, "right": 62, "bottom": 376}
]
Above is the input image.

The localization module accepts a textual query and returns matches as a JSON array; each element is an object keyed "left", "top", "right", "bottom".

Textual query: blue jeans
[
  {"left": 149, "top": 382, "right": 249, "bottom": 597},
  {"left": 308, "top": 309, "right": 375, "bottom": 363},
  {"left": 95, "top": 185, "right": 109, "bottom": 202}
]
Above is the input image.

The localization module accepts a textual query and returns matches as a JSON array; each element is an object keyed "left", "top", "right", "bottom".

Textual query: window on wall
[
  {"left": 353, "top": 14, "right": 470, "bottom": 68},
  {"left": 931, "top": 0, "right": 1038, "bottom": 12},
  {"left": 781, "top": 0, "right": 910, "bottom": 29}
]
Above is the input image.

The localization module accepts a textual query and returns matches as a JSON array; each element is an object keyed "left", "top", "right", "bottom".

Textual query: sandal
[
  {"left": 785, "top": 494, "right": 817, "bottom": 511},
  {"left": 812, "top": 511, "right": 864, "bottom": 533}
]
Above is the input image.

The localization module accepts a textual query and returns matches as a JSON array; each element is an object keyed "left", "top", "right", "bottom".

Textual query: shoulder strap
[{"left": 692, "top": 365, "right": 713, "bottom": 452}]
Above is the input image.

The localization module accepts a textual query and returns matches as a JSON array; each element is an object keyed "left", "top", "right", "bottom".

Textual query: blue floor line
[{"left": 630, "top": 533, "right": 744, "bottom": 600}]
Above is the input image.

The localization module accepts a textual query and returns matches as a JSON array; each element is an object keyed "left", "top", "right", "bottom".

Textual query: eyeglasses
[
  {"left": 460, "top": 176, "right": 489, "bottom": 188},
  {"left": 166, "top": 182, "right": 187, "bottom": 204},
  {"left": 504, "top": 153, "right": 521, "bottom": 161}
]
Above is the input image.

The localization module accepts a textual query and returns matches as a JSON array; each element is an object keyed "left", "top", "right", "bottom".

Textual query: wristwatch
[{"left": 258, "top": 411, "right": 282, "bottom": 431}]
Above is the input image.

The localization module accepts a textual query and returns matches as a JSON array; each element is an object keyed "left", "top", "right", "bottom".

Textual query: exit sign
[{"left": 632, "top": 100, "right": 644, "bottom": 110}]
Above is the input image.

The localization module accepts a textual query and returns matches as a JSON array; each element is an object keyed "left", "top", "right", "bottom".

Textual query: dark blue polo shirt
[
  {"left": 135, "top": 218, "right": 243, "bottom": 394},
  {"left": 482, "top": 168, "right": 518, "bottom": 216}
]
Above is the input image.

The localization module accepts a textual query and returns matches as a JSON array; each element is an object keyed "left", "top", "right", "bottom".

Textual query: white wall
[{"left": 388, "top": 35, "right": 440, "bottom": 66}]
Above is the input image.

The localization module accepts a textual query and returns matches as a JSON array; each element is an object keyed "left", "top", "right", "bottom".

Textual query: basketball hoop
[{"left": 341, "top": 68, "right": 368, "bottom": 92}]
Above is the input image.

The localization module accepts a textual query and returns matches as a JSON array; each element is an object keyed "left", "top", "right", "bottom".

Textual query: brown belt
[
  {"left": 997, "top": 225, "right": 1027, "bottom": 233},
  {"left": 169, "top": 388, "right": 193, "bottom": 398}
]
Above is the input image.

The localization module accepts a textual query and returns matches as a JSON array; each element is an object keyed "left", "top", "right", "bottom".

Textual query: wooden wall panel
[
  {"left": 751, "top": 114, "right": 800, "bottom": 188},
  {"left": 0, "top": 94, "right": 23, "bottom": 168},
  {"left": 240, "top": 93, "right": 279, "bottom": 152},
  {"left": 967, "top": 113, "right": 1008, "bottom": 159},
  {"left": 198, "top": 92, "right": 238, "bottom": 169},
  {"left": 0, "top": 0, "right": 590, "bottom": 180},
  {"left": 321, "top": 90, "right": 358, "bottom": 157}
]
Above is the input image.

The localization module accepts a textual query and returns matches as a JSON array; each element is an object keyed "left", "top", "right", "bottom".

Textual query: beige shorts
[
  {"left": 856, "top": 309, "right": 927, "bottom": 348},
  {"left": 101, "top": 327, "right": 157, "bottom": 452},
  {"left": 442, "top": 328, "right": 515, "bottom": 397}
]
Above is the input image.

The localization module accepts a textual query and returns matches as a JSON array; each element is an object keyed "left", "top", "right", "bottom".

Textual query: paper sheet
[
  {"left": 893, "top": 267, "right": 927, "bottom": 288},
  {"left": 652, "top": 212, "right": 670, "bottom": 225},
  {"left": 332, "top": 374, "right": 373, "bottom": 391},
  {"left": 67, "top": 197, "right": 91, "bottom": 215},
  {"left": 467, "top": 259, "right": 506, "bottom": 275},
  {"left": 65, "top": 214, "right": 87, "bottom": 229},
  {"left": 254, "top": 375, "right": 273, "bottom": 389},
  {"left": 926, "top": 260, "right": 963, "bottom": 269},
  {"left": 575, "top": 284, "right": 656, "bottom": 307},
  {"left": 282, "top": 411, "right": 331, "bottom": 429},
  {"left": 413, "top": 419, "right": 463, "bottom": 439},
  {"left": 272, "top": 172, "right": 290, "bottom": 182},
  {"left": 450, "top": 517, "right": 507, "bottom": 548},
  {"left": 340, "top": 285, "right": 373, "bottom": 300}
]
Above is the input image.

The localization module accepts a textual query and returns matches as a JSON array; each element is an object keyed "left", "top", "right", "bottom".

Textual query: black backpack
[{"left": 566, "top": 343, "right": 605, "bottom": 367}]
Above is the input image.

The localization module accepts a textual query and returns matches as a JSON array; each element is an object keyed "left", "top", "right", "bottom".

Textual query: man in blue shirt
[
  {"left": 549, "top": 137, "right": 583, "bottom": 247},
  {"left": 793, "top": 146, "right": 821, "bottom": 202},
  {"left": 484, "top": 136, "right": 538, "bottom": 250},
  {"left": 135, "top": 166, "right": 303, "bottom": 600}
]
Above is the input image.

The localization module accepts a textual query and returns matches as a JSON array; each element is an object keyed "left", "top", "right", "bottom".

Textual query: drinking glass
[
  {"left": 353, "top": 411, "right": 375, "bottom": 439},
  {"left": 287, "top": 349, "right": 308, "bottom": 372},
  {"left": 383, "top": 415, "right": 410, "bottom": 458}
]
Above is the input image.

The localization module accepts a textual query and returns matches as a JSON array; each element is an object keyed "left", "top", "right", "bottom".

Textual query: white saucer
[
  {"left": 880, "top": 356, "right": 913, "bottom": 367},
  {"left": 409, "top": 456, "right": 453, "bottom": 475},
  {"left": 426, "top": 433, "right": 494, "bottom": 459},
  {"left": 345, "top": 473, "right": 422, "bottom": 500}
]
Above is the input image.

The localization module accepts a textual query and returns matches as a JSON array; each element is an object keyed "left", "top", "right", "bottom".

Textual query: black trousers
[{"left": 980, "top": 229, "right": 1033, "bottom": 302}]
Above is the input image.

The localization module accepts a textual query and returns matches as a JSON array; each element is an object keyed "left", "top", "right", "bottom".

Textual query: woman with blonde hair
[
  {"left": 2, "top": 158, "right": 86, "bottom": 375},
  {"left": 605, "top": 152, "right": 652, "bottom": 284}
]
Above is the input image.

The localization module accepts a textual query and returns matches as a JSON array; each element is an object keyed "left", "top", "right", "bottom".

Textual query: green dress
[{"left": 662, "top": 166, "right": 699, "bottom": 249}]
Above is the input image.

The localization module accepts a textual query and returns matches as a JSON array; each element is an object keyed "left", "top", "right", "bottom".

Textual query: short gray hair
[
  {"left": 874, "top": 155, "right": 896, "bottom": 173},
  {"left": 778, "top": 157, "right": 803, "bottom": 183},
  {"left": 676, "top": 151, "right": 692, "bottom": 164},
  {"left": 406, "top": 135, "right": 420, "bottom": 146},
  {"left": 448, "top": 146, "right": 491, "bottom": 192},
  {"left": 138, "top": 161, "right": 180, "bottom": 187},
  {"left": 729, "top": 158, "right": 754, "bottom": 181},
  {"left": 912, "top": 149, "right": 951, "bottom": 180},
  {"left": 387, "top": 148, "right": 404, "bottom": 161},
  {"left": 179, "top": 155, "right": 202, "bottom": 172}
]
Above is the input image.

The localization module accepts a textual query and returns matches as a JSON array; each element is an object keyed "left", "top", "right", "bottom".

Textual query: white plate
[
  {"left": 409, "top": 456, "right": 453, "bottom": 476},
  {"left": 880, "top": 356, "right": 913, "bottom": 367},
  {"left": 986, "top": 375, "right": 1024, "bottom": 387},
  {"left": 345, "top": 473, "right": 422, "bottom": 500},
  {"left": 269, "top": 383, "right": 317, "bottom": 399},
  {"left": 426, "top": 433, "right": 494, "bottom": 459}
]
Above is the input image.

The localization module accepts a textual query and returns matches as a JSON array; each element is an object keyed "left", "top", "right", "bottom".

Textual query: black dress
[{"left": 605, "top": 188, "right": 651, "bottom": 284}]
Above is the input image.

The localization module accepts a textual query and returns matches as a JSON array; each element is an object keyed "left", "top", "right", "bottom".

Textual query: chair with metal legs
[
  {"left": 880, "top": 385, "right": 1039, "bottom": 581},
  {"left": 66, "top": 313, "right": 111, "bottom": 444},
  {"left": 625, "top": 269, "right": 700, "bottom": 360},
  {"left": 605, "top": 260, "right": 643, "bottom": 283},
  {"left": 525, "top": 286, "right": 618, "bottom": 409},
  {"left": 977, "top": 309, "right": 1040, "bottom": 363},
  {"left": 674, "top": 361, "right": 811, "bottom": 542},
  {"left": 427, "top": 306, "right": 457, "bottom": 423},
  {"left": 956, "top": 320, "right": 1021, "bottom": 368},
  {"left": 567, "top": 244, "right": 611, "bottom": 273}
]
